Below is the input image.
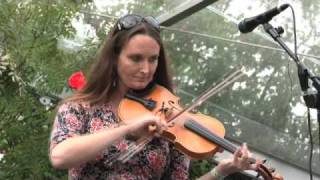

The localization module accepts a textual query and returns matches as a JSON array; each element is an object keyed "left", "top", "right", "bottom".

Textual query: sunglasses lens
[
  {"left": 144, "top": 16, "right": 160, "bottom": 31},
  {"left": 121, "top": 15, "right": 142, "bottom": 29},
  {"left": 118, "top": 15, "right": 160, "bottom": 31}
]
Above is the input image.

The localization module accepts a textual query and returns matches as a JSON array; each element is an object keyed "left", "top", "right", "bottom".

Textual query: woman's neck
[
  {"left": 110, "top": 82, "right": 128, "bottom": 106},
  {"left": 118, "top": 81, "right": 128, "bottom": 97}
]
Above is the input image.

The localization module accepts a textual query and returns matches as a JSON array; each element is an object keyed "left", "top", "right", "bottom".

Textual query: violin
[{"left": 118, "top": 84, "right": 283, "bottom": 180}]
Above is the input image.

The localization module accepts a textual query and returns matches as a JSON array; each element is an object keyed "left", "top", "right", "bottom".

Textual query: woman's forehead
[{"left": 122, "top": 34, "right": 160, "bottom": 54}]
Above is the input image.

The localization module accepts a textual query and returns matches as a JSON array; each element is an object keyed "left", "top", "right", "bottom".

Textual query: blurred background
[{"left": 0, "top": 0, "right": 319, "bottom": 179}]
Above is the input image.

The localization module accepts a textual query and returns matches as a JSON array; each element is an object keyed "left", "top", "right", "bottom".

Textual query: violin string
[
  {"left": 186, "top": 119, "right": 257, "bottom": 164},
  {"left": 187, "top": 119, "right": 237, "bottom": 153}
]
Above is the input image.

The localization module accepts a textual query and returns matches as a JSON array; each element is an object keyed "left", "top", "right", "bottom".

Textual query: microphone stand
[
  {"left": 263, "top": 22, "right": 319, "bottom": 179},
  {"left": 263, "top": 23, "right": 320, "bottom": 109}
]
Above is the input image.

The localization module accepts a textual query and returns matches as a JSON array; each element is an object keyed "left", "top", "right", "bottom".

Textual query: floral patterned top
[{"left": 50, "top": 102, "right": 190, "bottom": 180}]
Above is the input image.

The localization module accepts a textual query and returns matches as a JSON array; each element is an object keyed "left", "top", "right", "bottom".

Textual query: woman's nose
[{"left": 140, "top": 61, "right": 150, "bottom": 74}]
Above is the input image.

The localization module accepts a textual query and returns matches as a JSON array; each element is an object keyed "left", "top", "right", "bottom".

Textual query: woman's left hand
[{"left": 216, "top": 143, "right": 257, "bottom": 176}]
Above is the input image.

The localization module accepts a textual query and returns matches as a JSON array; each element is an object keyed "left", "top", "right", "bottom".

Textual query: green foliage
[
  {"left": 189, "top": 159, "right": 215, "bottom": 179},
  {"left": 0, "top": 96, "right": 67, "bottom": 179},
  {"left": 0, "top": 1, "right": 84, "bottom": 179}
]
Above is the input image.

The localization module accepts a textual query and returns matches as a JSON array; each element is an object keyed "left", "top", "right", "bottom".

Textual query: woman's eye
[
  {"left": 130, "top": 56, "right": 141, "bottom": 62},
  {"left": 149, "top": 57, "right": 158, "bottom": 63}
]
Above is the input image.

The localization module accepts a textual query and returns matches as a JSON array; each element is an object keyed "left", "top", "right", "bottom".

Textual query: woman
[{"left": 49, "top": 14, "right": 257, "bottom": 179}]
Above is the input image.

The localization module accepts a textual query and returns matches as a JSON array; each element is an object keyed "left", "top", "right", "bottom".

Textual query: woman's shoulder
[
  {"left": 58, "top": 100, "right": 112, "bottom": 112},
  {"left": 57, "top": 100, "right": 91, "bottom": 112}
]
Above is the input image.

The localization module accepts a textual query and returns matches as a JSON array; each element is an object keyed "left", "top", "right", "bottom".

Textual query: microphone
[{"left": 238, "top": 4, "right": 289, "bottom": 33}]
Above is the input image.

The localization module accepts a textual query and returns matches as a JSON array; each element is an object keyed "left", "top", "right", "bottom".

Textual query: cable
[
  {"left": 288, "top": 6, "right": 298, "bottom": 60},
  {"left": 288, "top": 4, "right": 314, "bottom": 180},
  {"left": 307, "top": 108, "right": 314, "bottom": 180},
  {"left": 286, "top": 4, "right": 295, "bottom": 107},
  {"left": 317, "top": 109, "right": 320, "bottom": 179}
]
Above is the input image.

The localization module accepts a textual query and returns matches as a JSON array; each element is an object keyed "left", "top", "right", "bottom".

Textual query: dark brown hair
[{"left": 67, "top": 16, "right": 173, "bottom": 105}]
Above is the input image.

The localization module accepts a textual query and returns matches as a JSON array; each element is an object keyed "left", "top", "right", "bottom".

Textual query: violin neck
[{"left": 184, "top": 119, "right": 237, "bottom": 154}]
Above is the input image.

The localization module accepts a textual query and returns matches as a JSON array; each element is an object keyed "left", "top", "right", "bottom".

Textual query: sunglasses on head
[{"left": 117, "top": 15, "right": 160, "bottom": 32}]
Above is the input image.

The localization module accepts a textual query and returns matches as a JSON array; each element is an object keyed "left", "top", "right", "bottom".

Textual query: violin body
[{"left": 118, "top": 84, "right": 225, "bottom": 159}]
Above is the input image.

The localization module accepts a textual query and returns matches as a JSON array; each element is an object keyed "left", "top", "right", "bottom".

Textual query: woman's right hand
[{"left": 125, "top": 114, "right": 167, "bottom": 139}]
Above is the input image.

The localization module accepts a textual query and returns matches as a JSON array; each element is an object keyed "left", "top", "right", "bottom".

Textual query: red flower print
[
  {"left": 95, "top": 153, "right": 103, "bottom": 161},
  {"left": 68, "top": 71, "right": 86, "bottom": 90},
  {"left": 132, "top": 167, "right": 149, "bottom": 178},
  {"left": 116, "top": 140, "right": 128, "bottom": 151},
  {"left": 147, "top": 151, "right": 165, "bottom": 171},
  {"left": 173, "top": 166, "right": 187, "bottom": 180},
  {"left": 120, "top": 173, "right": 135, "bottom": 180},
  {"left": 90, "top": 118, "right": 105, "bottom": 132},
  {"left": 66, "top": 114, "right": 81, "bottom": 130},
  {"left": 70, "top": 165, "right": 83, "bottom": 177}
]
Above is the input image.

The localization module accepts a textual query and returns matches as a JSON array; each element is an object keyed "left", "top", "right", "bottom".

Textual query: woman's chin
[{"left": 129, "top": 83, "right": 149, "bottom": 90}]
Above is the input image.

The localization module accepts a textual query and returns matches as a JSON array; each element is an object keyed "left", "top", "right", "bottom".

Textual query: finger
[
  {"left": 147, "top": 115, "right": 160, "bottom": 132},
  {"left": 248, "top": 163, "right": 258, "bottom": 170},
  {"left": 147, "top": 117, "right": 161, "bottom": 135},
  {"left": 160, "top": 119, "right": 168, "bottom": 130},
  {"left": 235, "top": 144, "right": 244, "bottom": 157},
  {"left": 154, "top": 132, "right": 161, "bottom": 137},
  {"left": 233, "top": 147, "right": 242, "bottom": 162},
  {"left": 241, "top": 143, "right": 249, "bottom": 161},
  {"left": 158, "top": 125, "right": 164, "bottom": 134},
  {"left": 156, "top": 117, "right": 168, "bottom": 132},
  {"left": 247, "top": 149, "right": 253, "bottom": 158},
  {"left": 155, "top": 117, "right": 162, "bottom": 132},
  {"left": 241, "top": 143, "right": 248, "bottom": 153}
]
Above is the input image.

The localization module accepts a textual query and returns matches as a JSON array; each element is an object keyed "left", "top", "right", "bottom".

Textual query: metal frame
[{"left": 157, "top": 0, "right": 219, "bottom": 26}]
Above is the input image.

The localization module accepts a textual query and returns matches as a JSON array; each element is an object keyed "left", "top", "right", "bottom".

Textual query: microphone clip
[{"left": 263, "top": 23, "right": 284, "bottom": 41}]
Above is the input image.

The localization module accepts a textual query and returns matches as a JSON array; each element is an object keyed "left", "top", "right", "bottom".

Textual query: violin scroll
[{"left": 255, "top": 161, "right": 284, "bottom": 180}]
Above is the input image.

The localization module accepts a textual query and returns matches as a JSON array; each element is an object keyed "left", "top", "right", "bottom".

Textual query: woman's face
[{"left": 117, "top": 34, "right": 160, "bottom": 91}]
